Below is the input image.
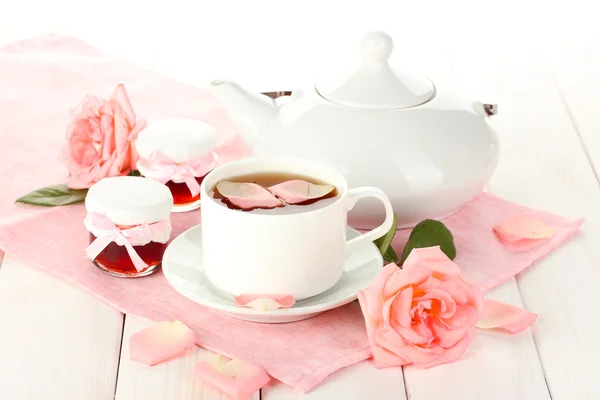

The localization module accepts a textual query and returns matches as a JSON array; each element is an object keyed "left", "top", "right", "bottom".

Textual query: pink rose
[
  {"left": 59, "top": 84, "right": 146, "bottom": 189},
  {"left": 358, "top": 246, "right": 485, "bottom": 368}
]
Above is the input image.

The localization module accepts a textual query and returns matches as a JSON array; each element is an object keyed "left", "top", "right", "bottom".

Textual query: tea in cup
[{"left": 200, "top": 158, "right": 394, "bottom": 300}]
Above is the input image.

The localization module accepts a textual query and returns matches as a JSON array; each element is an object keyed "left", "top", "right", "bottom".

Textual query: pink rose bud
[{"left": 129, "top": 320, "right": 196, "bottom": 366}]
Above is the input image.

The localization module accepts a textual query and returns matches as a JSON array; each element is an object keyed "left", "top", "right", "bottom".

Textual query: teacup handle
[{"left": 345, "top": 187, "right": 395, "bottom": 255}]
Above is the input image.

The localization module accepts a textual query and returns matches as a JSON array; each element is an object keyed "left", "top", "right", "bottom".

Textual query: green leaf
[
  {"left": 374, "top": 213, "right": 398, "bottom": 263},
  {"left": 382, "top": 246, "right": 398, "bottom": 263},
  {"left": 15, "top": 184, "right": 88, "bottom": 207},
  {"left": 128, "top": 169, "right": 141, "bottom": 177},
  {"left": 401, "top": 219, "right": 456, "bottom": 264}
]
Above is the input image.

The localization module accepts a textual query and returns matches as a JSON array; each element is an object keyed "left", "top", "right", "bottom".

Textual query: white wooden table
[{"left": 1, "top": 2, "right": 599, "bottom": 399}]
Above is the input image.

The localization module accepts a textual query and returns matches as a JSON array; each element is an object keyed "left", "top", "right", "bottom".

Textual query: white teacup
[{"left": 200, "top": 158, "right": 394, "bottom": 300}]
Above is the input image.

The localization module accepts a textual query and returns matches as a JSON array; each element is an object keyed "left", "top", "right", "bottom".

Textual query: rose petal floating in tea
[
  {"left": 493, "top": 215, "right": 555, "bottom": 244},
  {"left": 194, "top": 354, "right": 270, "bottom": 400},
  {"left": 476, "top": 299, "right": 538, "bottom": 334},
  {"left": 129, "top": 320, "right": 196, "bottom": 366},
  {"left": 269, "top": 179, "right": 335, "bottom": 204},
  {"left": 268, "top": 180, "right": 336, "bottom": 205},
  {"left": 234, "top": 294, "right": 295, "bottom": 311},
  {"left": 215, "top": 181, "right": 283, "bottom": 210}
]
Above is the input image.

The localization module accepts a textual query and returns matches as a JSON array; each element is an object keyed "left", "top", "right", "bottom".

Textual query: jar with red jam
[
  {"left": 84, "top": 176, "right": 174, "bottom": 277},
  {"left": 135, "top": 119, "right": 217, "bottom": 212}
]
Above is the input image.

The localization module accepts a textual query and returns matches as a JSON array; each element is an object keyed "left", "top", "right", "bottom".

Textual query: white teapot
[{"left": 210, "top": 31, "right": 499, "bottom": 229}]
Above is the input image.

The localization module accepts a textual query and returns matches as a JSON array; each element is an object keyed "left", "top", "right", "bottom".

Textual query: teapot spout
[{"left": 210, "top": 80, "right": 279, "bottom": 147}]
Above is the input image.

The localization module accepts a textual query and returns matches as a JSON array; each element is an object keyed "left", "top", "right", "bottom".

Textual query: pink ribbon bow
[
  {"left": 147, "top": 150, "right": 215, "bottom": 197},
  {"left": 85, "top": 212, "right": 169, "bottom": 272}
]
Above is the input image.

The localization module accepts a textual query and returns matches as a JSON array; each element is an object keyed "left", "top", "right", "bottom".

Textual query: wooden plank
[
  {"left": 377, "top": 3, "right": 551, "bottom": 399},
  {"left": 443, "top": 4, "right": 600, "bottom": 399},
  {"left": 114, "top": 316, "right": 259, "bottom": 400},
  {"left": 262, "top": 362, "right": 406, "bottom": 400},
  {"left": 0, "top": 255, "right": 123, "bottom": 399},
  {"left": 522, "top": 3, "right": 600, "bottom": 178}
]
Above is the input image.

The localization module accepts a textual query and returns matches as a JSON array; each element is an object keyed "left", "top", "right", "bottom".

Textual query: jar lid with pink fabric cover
[
  {"left": 84, "top": 176, "right": 173, "bottom": 278},
  {"left": 135, "top": 119, "right": 218, "bottom": 212}
]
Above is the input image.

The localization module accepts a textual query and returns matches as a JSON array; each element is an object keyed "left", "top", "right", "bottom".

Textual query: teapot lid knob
[
  {"left": 315, "top": 31, "right": 435, "bottom": 110},
  {"left": 360, "top": 31, "right": 393, "bottom": 65}
]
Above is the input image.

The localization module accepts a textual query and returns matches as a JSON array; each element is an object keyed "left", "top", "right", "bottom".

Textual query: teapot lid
[{"left": 315, "top": 32, "right": 435, "bottom": 110}]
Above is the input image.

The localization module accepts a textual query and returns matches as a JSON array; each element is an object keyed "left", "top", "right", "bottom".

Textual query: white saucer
[{"left": 162, "top": 224, "right": 383, "bottom": 323}]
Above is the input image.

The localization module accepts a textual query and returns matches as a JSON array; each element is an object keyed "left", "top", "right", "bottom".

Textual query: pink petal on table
[
  {"left": 268, "top": 180, "right": 336, "bottom": 205},
  {"left": 129, "top": 320, "right": 196, "bottom": 366},
  {"left": 194, "top": 354, "right": 270, "bottom": 400},
  {"left": 476, "top": 299, "right": 538, "bottom": 334},
  {"left": 215, "top": 181, "right": 283, "bottom": 210},
  {"left": 493, "top": 215, "right": 555, "bottom": 244},
  {"left": 234, "top": 294, "right": 296, "bottom": 311}
]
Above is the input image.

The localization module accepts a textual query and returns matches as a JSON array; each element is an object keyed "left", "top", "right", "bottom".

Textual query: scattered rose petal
[
  {"left": 129, "top": 320, "right": 196, "bottom": 366},
  {"left": 268, "top": 180, "right": 336, "bottom": 205},
  {"left": 234, "top": 294, "right": 296, "bottom": 311},
  {"left": 215, "top": 181, "right": 283, "bottom": 210},
  {"left": 493, "top": 215, "right": 555, "bottom": 243},
  {"left": 476, "top": 299, "right": 538, "bottom": 334},
  {"left": 194, "top": 354, "right": 270, "bottom": 400}
]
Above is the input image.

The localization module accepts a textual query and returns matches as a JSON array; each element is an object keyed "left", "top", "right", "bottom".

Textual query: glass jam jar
[
  {"left": 135, "top": 119, "right": 217, "bottom": 212},
  {"left": 84, "top": 176, "right": 174, "bottom": 277}
]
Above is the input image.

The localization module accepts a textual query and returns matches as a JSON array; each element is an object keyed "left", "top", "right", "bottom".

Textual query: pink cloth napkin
[{"left": 0, "top": 35, "right": 583, "bottom": 393}]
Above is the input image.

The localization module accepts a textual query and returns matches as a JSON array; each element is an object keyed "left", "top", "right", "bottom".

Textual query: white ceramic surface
[
  {"left": 209, "top": 31, "right": 499, "bottom": 229},
  {"left": 162, "top": 224, "right": 383, "bottom": 323},
  {"left": 315, "top": 31, "right": 435, "bottom": 109},
  {"left": 200, "top": 157, "right": 394, "bottom": 300}
]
